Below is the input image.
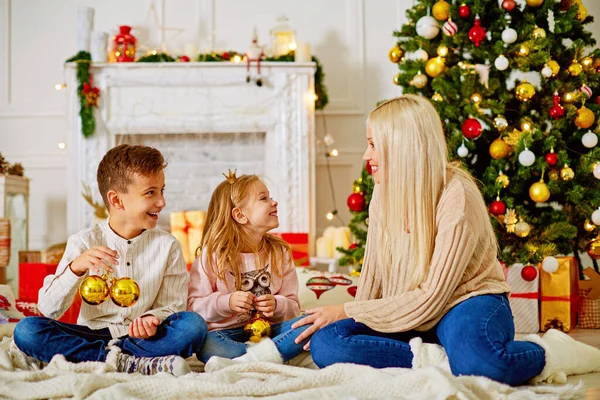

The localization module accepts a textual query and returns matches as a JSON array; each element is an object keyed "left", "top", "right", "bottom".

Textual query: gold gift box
[
  {"left": 540, "top": 256, "right": 579, "bottom": 332},
  {"left": 170, "top": 211, "right": 206, "bottom": 268}
]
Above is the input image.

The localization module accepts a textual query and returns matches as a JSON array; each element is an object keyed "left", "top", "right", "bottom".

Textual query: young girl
[
  {"left": 292, "top": 95, "right": 600, "bottom": 385},
  {"left": 187, "top": 171, "right": 310, "bottom": 371}
]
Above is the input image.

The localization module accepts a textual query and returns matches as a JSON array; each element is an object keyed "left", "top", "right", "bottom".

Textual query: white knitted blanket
[{"left": 0, "top": 337, "right": 581, "bottom": 400}]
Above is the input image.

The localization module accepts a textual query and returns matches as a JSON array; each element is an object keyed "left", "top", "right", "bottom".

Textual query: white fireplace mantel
[{"left": 65, "top": 62, "right": 316, "bottom": 243}]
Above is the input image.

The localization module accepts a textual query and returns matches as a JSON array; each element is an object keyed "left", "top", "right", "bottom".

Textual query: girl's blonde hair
[
  {"left": 197, "top": 174, "right": 291, "bottom": 290},
  {"left": 368, "top": 94, "right": 494, "bottom": 290}
]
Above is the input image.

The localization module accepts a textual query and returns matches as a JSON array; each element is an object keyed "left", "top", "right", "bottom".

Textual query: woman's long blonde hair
[
  {"left": 368, "top": 95, "right": 486, "bottom": 290},
  {"left": 197, "top": 174, "right": 291, "bottom": 290}
]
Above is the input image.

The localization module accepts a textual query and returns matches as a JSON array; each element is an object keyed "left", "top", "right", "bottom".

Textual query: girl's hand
[
  {"left": 229, "top": 291, "right": 255, "bottom": 314},
  {"left": 128, "top": 315, "right": 160, "bottom": 339},
  {"left": 291, "top": 304, "right": 347, "bottom": 350},
  {"left": 254, "top": 294, "right": 276, "bottom": 317}
]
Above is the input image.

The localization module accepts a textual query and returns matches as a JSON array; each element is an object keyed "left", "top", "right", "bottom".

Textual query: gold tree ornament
[
  {"left": 547, "top": 60, "right": 560, "bottom": 77},
  {"left": 388, "top": 45, "right": 404, "bottom": 63},
  {"left": 529, "top": 179, "right": 551, "bottom": 203},
  {"left": 410, "top": 72, "right": 428, "bottom": 88},
  {"left": 432, "top": 0, "right": 451, "bottom": 20},
  {"left": 425, "top": 57, "right": 445, "bottom": 78},
  {"left": 490, "top": 138, "right": 510, "bottom": 160},
  {"left": 532, "top": 26, "right": 546, "bottom": 38},
  {"left": 393, "top": 73, "right": 402, "bottom": 85},
  {"left": 432, "top": 92, "right": 443, "bottom": 102},
  {"left": 505, "top": 209, "right": 518, "bottom": 233},
  {"left": 79, "top": 274, "right": 140, "bottom": 307},
  {"left": 548, "top": 169, "right": 560, "bottom": 181},
  {"left": 515, "top": 221, "right": 532, "bottom": 238},
  {"left": 568, "top": 60, "right": 583, "bottom": 76},
  {"left": 496, "top": 172, "right": 510, "bottom": 188},
  {"left": 493, "top": 115, "right": 508, "bottom": 131},
  {"left": 223, "top": 169, "right": 238, "bottom": 184},
  {"left": 526, "top": 0, "right": 544, "bottom": 7},
  {"left": 560, "top": 165, "right": 575, "bottom": 181},
  {"left": 515, "top": 80, "right": 535, "bottom": 102},
  {"left": 584, "top": 220, "right": 596, "bottom": 232},
  {"left": 581, "top": 56, "right": 593, "bottom": 69},
  {"left": 575, "top": 106, "right": 595, "bottom": 129}
]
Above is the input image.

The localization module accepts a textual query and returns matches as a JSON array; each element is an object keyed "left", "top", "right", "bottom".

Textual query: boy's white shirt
[{"left": 38, "top": 219, "right": 189, "bottom": 338}]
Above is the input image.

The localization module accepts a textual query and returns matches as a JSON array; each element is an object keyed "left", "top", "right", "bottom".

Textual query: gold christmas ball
[
  {"left": 425, "top": 57, "right": 445, "bottom": 78},
  {"left": 79, "top": 275, "right": 110, "bottom": 305},
  {"left": 581, "top": 56, "right": 593, "bottom": 69},
  {"left": 496, "top": 173, "right": 510, "bottom": 188},
  {"left": 393, "top": 73, "right": 402, "bottom": 85},
  {"left": 568, "top": 61, "right": 583, "bottom": 76},
  {"left": 388, "top": 45, "right": 404, "bottom": 63},
  {"left": 110, "top": 277, "right": 140, "bottom": 307},
  {"left": 515, "top": 80, "right": 535, "bottom": 102},
  {"left": 575, "top": 106, "right": 595, "bottom": 129},
  {"left": 432, "top": 0, "right": 451, "bottom": 21},
  {"left": 432, "top": 92, "right": 443, "bottom": 102},
  {"left": 587, "top": 237, "right": 600, "bottom": 260},
  {"left": 529, "top": 181, "right": 551, "bottom": 203},
  {"left": 576, "top": 3, "right": 588, "bottom": 21},
  {"left": 560, "top": 165, "right": 575, "bottom": 181},
  {"left": 515, "top": 221, "right": 532, "bottom": 238},
  {"left": 490, "top": 139, "right": 510, "bottom": 160},
  {"left": 411, "top": 72, "right": 428, "bottom": 88},
  {"left": 548, "top": 169, "right": 560, "bottom": 181},
  {"left": 494, "top": 115, "right": 508, "bottom": 131},
  {"left": 526, "top": 0, "right": 544, "bottom": 6},
  {"left": 532, "top": 27, "right": 546, "bottom": 39},
  {"left": 437, "top": 45, "right": 449, "bottom": 57},
  {"left": 584, "top": 220, "right": 596, "bottom": 232},
  {"left": 547, "top": 60, "right": 560, "bottom": 77},
  {"left": 244, "top": 313, "right": 271, "bottom": 343}
]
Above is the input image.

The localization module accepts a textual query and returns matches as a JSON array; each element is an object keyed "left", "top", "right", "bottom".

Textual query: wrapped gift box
[
  {"left": 507, "top": 263, "right": 539, "bottom": 333},
  {"left": 272, "top": 233, "right": 309, "bottom": 266},
  {"left": 540, "top": 256, "right": 579, "bottom": 332},
  {"left": 170, "top": 210, "right": 206, "bottom": 268},
  {"left": 577, "top": 268, "right": 600, "bottom": 329}
]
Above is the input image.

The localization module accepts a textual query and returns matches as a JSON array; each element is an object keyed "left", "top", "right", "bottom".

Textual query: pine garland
[{"left": 65, "top": 51, "right": 94, "bottom": 137}]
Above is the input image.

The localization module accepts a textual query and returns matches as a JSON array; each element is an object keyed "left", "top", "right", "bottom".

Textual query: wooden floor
[{"left": 518, "top": 329, "right": 600, "bottom": 399}]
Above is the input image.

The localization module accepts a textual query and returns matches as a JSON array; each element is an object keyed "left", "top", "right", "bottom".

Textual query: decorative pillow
[
  {"left": 296, "top": 268, "right": 359, "bottom": 311},
  {"left": 0, "top": 284, "right": 26, "bottom": 320}
]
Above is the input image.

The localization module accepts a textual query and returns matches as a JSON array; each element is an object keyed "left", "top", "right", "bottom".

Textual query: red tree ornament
[
  {"left": 459, "top": 3, "right": 471, "bottom": 18},
  {"left": 349, "top": 243, "right": 358, "bottom": 250},
  {"left": 545, "top": 152, "right": 558, "bottom": 166},
  {"left": 468, "top": 16, "right": 486, "bottom": 47},
  {"left": 490, "top": 199, "right": 506, "bottom": 216},
  {"left": 521, "top": 265, "right": 538, "bottom": 282},
  {"left": 365, "top": 161, "right": 373, "bottom": 174},
  {"left": 549, "top": 92, "right": 565, "bottom": 120},
  {"left": 502, "top": 0, "right": 517, "bottom": 11},
  {"left": 347, "top": 193, "right": 366, "bottom": 212},
  {"left": 462, "top": 118, "right": 482, "bottom": 139},
  {"left": 560, "top": 0, "right": 571, "bottom": 11},
  {"left": 596, "top": 96, "right": 600, "bottom": 105}
]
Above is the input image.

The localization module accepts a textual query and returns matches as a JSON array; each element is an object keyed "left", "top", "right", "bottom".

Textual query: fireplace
[{"left": 65, "top": 62, "right": 316, "bottom": 242}]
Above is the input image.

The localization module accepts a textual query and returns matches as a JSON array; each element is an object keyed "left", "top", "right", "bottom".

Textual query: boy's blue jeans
[
  {"left": 197, "top": 315, "right": 310, "bottom": 363},
  {"left": 14, "top": 311, "right": 207, "bottom": 363},
  {"left": 310, "top": 294, "right": 546, "bottom": 386}
]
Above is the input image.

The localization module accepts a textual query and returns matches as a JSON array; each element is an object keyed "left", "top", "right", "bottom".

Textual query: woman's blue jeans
[
  {"left": 197, "top": 315, "right": 311, "bottom": 363},
  {"left": 14, "top": 311, "right": 207, "bottom": 363},
  {"left": 310, "top": 294, "right": 546, "bottom": 386}
]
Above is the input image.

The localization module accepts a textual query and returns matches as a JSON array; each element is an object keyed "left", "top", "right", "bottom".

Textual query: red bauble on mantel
[
  {"left": 462, "top": 118, "right": 482, "bottom": 139},
  {"left": 459, "top": 3, "right": 471, "bottom": 18},
  {"left": 113, "top": 25, "right": 137, "bottom": 62},
  {"left": 502, "top": 0, "right": 517, "bottom": 11},
  {"left": 490, "top": 199, "right": 506, "bottom": 216},
  {"left": 347, "top": 193, "right": 366, "bottom": 212},
  {"left": 365, "top": 161, "right": 373, "bottom": 175},
  {"left": 468, "top": 16, "right": 486, "bottom": 47},
  {"left": 521, "top": 265, "right": 538, "bottom": 282}
]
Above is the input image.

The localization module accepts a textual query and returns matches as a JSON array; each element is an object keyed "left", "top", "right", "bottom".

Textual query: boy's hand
[
  {"left": 70, "top": 246, "right": 118, "bottom": 276},
  {"left": 254, "top": 294, "right": 276, "bottom": 318},
  {"left": 229, "top": 291, "right": 255, "bottom": 314},
  {"left": 128, "top": 315, "right": 160, "bottom": 339}
]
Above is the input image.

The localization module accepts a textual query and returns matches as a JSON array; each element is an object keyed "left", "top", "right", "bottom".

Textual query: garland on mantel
[{"left": 67, "top": 50, "right": 328, "bottom": 137}]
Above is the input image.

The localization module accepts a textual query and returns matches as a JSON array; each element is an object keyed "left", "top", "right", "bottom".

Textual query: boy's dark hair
[{"left": 97, "top": 144, "right": 167, "bottom": 209}]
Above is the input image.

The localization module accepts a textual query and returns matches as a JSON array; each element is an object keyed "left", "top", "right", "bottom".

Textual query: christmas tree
[
  {"left": 390, "top": 0, "right": 600, "bottom": 272},
  {"left": 342, "top": 0, "right": 600, "bottom": 274},
  {"left": 337, "top": 162, "right": 374, "bottom": 271}
]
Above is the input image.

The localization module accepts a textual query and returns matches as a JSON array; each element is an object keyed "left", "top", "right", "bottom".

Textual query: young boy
[{"left": 14, "top": 144, "right": 207, "bottom": 376}]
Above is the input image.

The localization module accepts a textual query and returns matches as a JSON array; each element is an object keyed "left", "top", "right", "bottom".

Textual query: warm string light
[
  {"left": 232, "top": 55, "right": 242, "bottom": 63},
  {"left": 519, "top": 46, "right": 529, "bottom": 56},
  {"left": 55, "top": 83, "right": 67, "bottom": 91},
  {"left": 288, "top": 42, "right": 298, "bottom": 51},
  {"left": 57, "top": 142, "right": 66, "bottom": 150}
]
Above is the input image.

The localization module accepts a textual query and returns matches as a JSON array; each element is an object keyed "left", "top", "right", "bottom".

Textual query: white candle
[
  {"left": 76, "top": 6, "right": 94, "bottom": 52},
  {"left": 184, "top": 42, "right": 199, "bottom": 59},
  {"left": 91, "top": 31, "right": 108, "bottom": 62},
  {"left": 295, "top": 41, "right": 311, "bottom": 63},
  {"left": 316, "top": 236, "right": 334, "bottom": 258},
  {"left": 333, "top": 227, "right": 351, "bottom": 258}
]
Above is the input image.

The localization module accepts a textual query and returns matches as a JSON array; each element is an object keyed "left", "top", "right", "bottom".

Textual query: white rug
[{"left": 0, "top": 337, "right": 581, "bottom": 399}]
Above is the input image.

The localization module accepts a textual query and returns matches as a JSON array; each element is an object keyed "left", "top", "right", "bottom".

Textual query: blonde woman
[{"left": 293, "top": 95, "right": 600, "bottom": 385}]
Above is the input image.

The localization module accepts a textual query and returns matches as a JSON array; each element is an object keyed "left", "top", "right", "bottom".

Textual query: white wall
[{"left": 1, "top": 0, "right": 600, "bottom": 249}]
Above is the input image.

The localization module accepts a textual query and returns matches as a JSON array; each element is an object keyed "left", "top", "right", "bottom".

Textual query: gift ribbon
[{"left": 511, "top": 292, "right": 538, "bottom": 299}]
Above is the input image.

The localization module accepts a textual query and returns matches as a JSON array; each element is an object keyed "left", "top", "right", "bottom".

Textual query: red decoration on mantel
[
  {"left": 468, "top": 16, "right": 486, "bottom": 47},
  {"left": 114, "top": 25, "right": 137, "bottom": 62}
]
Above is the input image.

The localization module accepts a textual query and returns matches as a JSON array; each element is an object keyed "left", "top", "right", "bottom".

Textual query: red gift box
[
  {"left": 18, "top": 262, "right": 81, "bottom": 324},
  {"left": 273, "top": 233, "right": 309, "bottom": 266}
]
